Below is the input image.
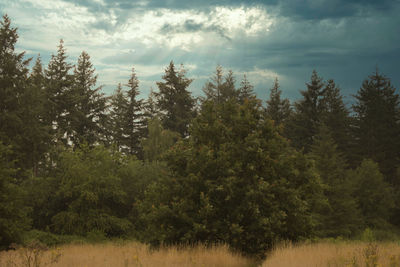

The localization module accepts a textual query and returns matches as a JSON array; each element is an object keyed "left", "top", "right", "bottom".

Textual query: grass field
[
  {"left": 262, "top": 241, "right": 400, "bottom": 267},
  {"left": 1, "top": 241, "right": 400, "bottom": 266},
  {"left": 0, "top": 242, "right": 254, "bottom": 267}
]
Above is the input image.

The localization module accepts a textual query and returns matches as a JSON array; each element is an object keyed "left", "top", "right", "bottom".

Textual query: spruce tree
[
  {"left": 309, "top": 125, "right": 361, "bottom": 237},
  {"left": 288, "top": 70, "right": 325, "bottom": 152},
  {"left": 109, "top": 83, "right": 128, "bottom": 152},
  {"left": 265, "top": 77, "right": 291, "bottom": 126},
  {"left": 155, "top": 61, "right": 195, "bottom": 137},
  {"left": 352, "top": 70, "right": 400, "bottom": 184},
  {"left": 44, "top": 39, "right": 73, "bottom": 146},
  {"left": 238, "top": 74, "right": 255, "bottom": 104},
  {"left": 352, "top": 159, "right": 395, "bottom": 229},
  {"left": 0, "top": 15, "right": 30, "bottom": 146},
  {"left": 203, "top": 66, "right": 239, "bottom": 103},
  {"left": 319, "top": 79, "right": 351, "bottom": 158},
  {"left": 125, "top": 68, "right": 145, "bottom": 157},
  {"left": 20, "top": 56, "right": 51, "bottom": 175},
  {"left": 71, "top": 51, "right": 107, "bottom": 147}
]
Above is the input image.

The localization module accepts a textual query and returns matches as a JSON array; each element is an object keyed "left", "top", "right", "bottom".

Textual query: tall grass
[
  {"left": 262, "top": 241, "right": 400, "bottom": 267},
  {"left": 0, "top": 242, "right": 254, "bottom": 267}
]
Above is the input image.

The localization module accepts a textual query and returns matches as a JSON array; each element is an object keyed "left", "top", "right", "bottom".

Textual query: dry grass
[
  {"left": 262, "top": 241, "right": 400, "bottom": 267},
  {"left": 0, "top": 241, "right": 254, "bottom": 267}
]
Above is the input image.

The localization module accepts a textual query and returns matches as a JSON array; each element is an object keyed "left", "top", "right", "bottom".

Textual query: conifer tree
[
  {"left": 125, "top": 68, "right": 145, "bottom": 157},
  {"left": 71, "top": 51, "right": 107, "bottom": 147},
  {"left": 155, "top": 61, "right": 195, "bottom": 137},
  {"left": 203, "top": 66, "right": 239, "bottom": 103},
  {"left": 352, "top": 70, "right": 400, "bottom": 184},
  {"left": 288, "top": 70, "right": 325, "bottom": 152},
  {"left": 352, "top": 159, "right": 395, "bottom": 229},
  {"left": 20, "top": 56, "right": 51, "bottom": 175},
  {"left": 238, "top": 74, "right": 255, "bottom": 104},
  {"left": 319, "top": 79, "right": 351, "bottom": 158},
  {"left": 265, "top": 77, "right": 291, "bottom": 126},
  {"left": 44, "top": 39, "right": 73, "bottom": 146},
  {"left": 109, "top": 83, "right": 128, "bottom": 151},
  {"left": 0, "top": 15, "right": 30, "bottom": 148},
  {"left": 309, "top": 125, "right": 361, "bottom": 237}
]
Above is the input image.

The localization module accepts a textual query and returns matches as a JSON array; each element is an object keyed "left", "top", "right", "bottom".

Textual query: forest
[{"left": 1, "top": 14, "right": 400, "bottom": 258}]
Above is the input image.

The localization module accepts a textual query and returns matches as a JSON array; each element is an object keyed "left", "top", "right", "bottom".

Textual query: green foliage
[
  {"left": 238, "top": 74, "right": 255, "bottom": 104},
  {"left": 22, "top": 230, "right": 84, "bottom": 247},
  {"left": 265, "top": 77, "right": 291, "bottom": 127},
  {"left": 139, "top": 99, "right": 324, "bottom": 257},
  {"left": 47, "top": 145, "right": 132, "bottom": 236},
  {"left": 288, "top": 70, "right": 325, "bottom": 152},
  {"left": 351, "top": 159, "right": 395, "bottom": 229},
  {"left": 0, "top": 142, "right": 30, "bottom": 249},
  {"left": 109, "top": 68, "right": 146, "bottom": 157},
  {"left": 309, "top": 125, "right": 361, "bottom": 237},
  {"left": 70, "top": 51, "right": 107, "bottom": 147},
  {"left": 352, "top": 70, "right": 400, "bottom": 184},
  {"left": 141, "top": 117, "right": 179, "bottom": 162},
  {"left": 155, "top": 61, "right": 195, "bottom": 137},
  {"left": 202, "top": 66, "right": 239, "bottom": 104},
  {"left": 44, "top": 39, "right": 74, "bottom": 147}
]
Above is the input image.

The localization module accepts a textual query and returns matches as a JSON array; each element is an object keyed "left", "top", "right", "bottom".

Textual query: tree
[
  {"left": 318, "top": 79, "right": 352, "bottom": 159},
  {"left": 50, "top": 145, "right": 132, "bottom": 236},
  {"left": 265, "top": 78, "right": 291, "bottom": 127},
  {"left": 238, "top": 74, "right": 255, "bottom": 104},
  {"left": 0, "top": 15, "right": 31, "bottom": 171},
  {"left": 141, "top": 117, "right": 179, "bottom": 162},
  {"left": 352, "top": 159, "right": 395, "bottom": 229},
  {"left": 125, "top": 68, "right": 145, "bottom": 157},
  {"left": 109, "top": 83, "right": 128, "bottom": 151},
  {"left": 352, "top": 70, "right": 400, "bottom": 184},
  {"left": 0, "top": 142, "right": 30, "bottom": 249},
  {"left": 44, "top": 39, "right": 74, "bottom": 147},
  {"left": 155, "top": 61, "right": 195, "bottom": 137},
  {"left": 309, "top": 125, "right": 361, "bottom": 237},
  {"left": 139, "top": 98, "right": 324, "bottom": 257},
  {"left": 70, "top": 51, "right": 107, "bottom": 147},
  {"left": 202, "top": 66, "right": 239, "bottom": 104},
  {"left": 288, "top": 70, "right": 325, "bottom": 152},
  {"left": 20, "top": 56, "right": 51, "bottom": 175}
]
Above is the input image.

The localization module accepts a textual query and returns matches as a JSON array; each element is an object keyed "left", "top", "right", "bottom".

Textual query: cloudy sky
[{"left": 1, "top": 0, "right": 399, "bottom": 102}]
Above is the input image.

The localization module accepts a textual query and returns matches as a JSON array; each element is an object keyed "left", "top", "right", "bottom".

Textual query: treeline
[{"left": 1, "top": 15, "right": 400, "bottom": 257}]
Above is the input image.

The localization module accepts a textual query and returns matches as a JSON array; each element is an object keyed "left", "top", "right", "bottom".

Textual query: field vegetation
[{"left": 0, "top": 241, "right": 254, "bottom": 267}]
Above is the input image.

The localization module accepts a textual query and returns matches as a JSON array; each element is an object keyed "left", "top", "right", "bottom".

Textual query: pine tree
[
  {"left": 70, "top": 51, "right": 107, "bottom": 147},
  {"left": 155, "top": 61, "right": 195, "bottom": 137},
  {"left": 319, "top": 79, "right": 351, "bottom": 158},
  {"left": 309, "top": 125, "right": 361, "bottom": 237},
  {"left": 352, "top": 70, "right": 400, "bottom": 185},
  {"left": 0, "top": 15, "right": 30, "bottom": 145},
  {"left": 352, "top": 159, "right": 395, "bottom": 229},
  {"left": 203, "top": 65, "right": 224, "bottom": 103},
  {"left": 125, "top": 68, "right": 145, "bottom": 157},
  {"left": 109, "top": 83, "right": 128, "bottom": 152},
  {"left": 288, "top": 70, "right": 325, "bottom": 152},
  {"left": 0, "top": 142, "right": 30, "bottom": 249},
  {"left": 202, "top": 66, "right": 239, "bottom": 103},
  {"left": 265, "top": 77, "right": 291, "bottom": 126},
  {"left": 20, "top": 56, "right": 51, "bottom": 175},
  {"left": 44, "top": 39, "right": 73, "bottom": 146},
  {"left": 220, "top": 69, "right": 238, "bottom": 100},
  {"left": 238, "top": 74, "right": 255, "bottom": 104}
]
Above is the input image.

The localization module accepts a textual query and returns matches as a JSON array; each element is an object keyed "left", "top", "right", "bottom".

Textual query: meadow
[
  {"left": 0, "top": 242, "right": 254, "bottom": 267},
  {"left": 1, "top": 241, "right": 400, "bottom": 267}
]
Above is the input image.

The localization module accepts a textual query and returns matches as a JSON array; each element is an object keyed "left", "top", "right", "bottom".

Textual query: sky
[{"left": 1, "top": 0, "right": 399, "bottom": 103}]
